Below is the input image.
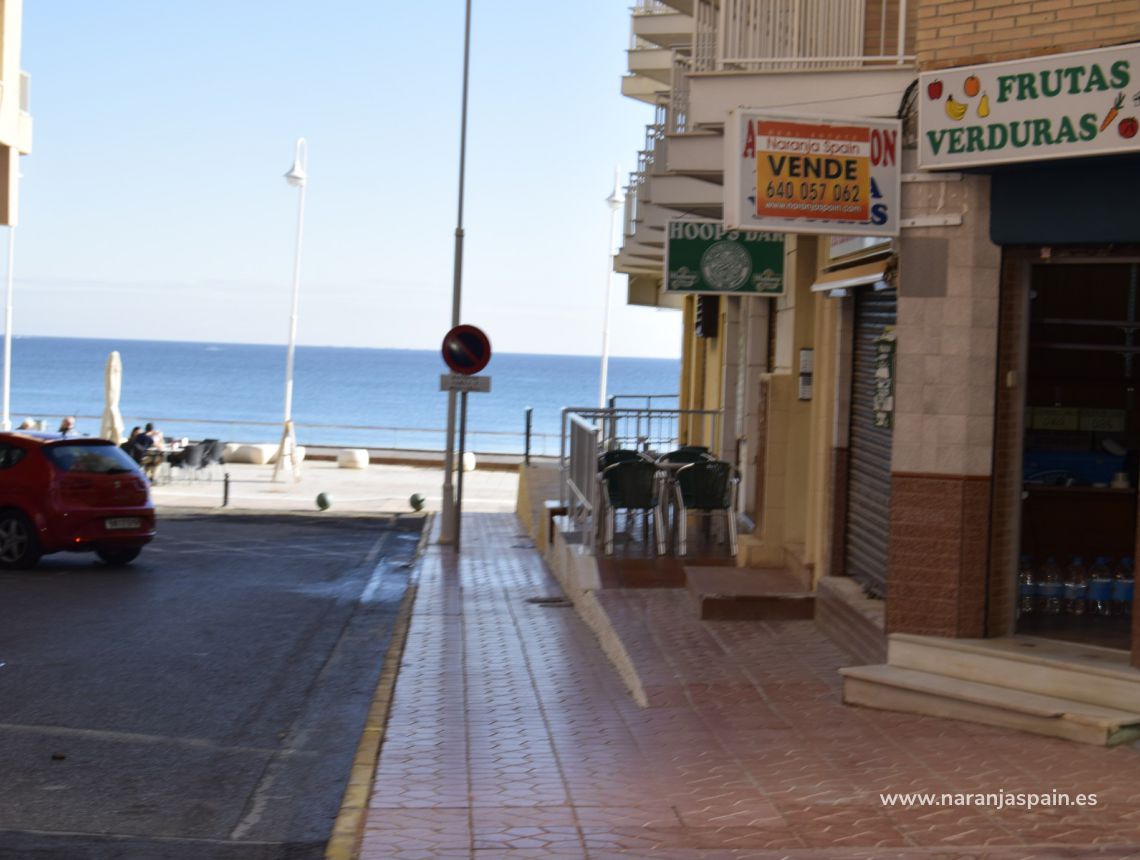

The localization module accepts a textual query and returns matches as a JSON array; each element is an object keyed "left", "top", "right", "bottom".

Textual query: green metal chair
[
  {"left": 600, "top": 459, "right": 666, "bottom": 556},
  {"left": 670, "top": 459, "right": 739, "bottom": 557}
]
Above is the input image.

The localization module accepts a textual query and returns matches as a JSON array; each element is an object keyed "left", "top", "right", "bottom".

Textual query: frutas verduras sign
[
  {"left": 724, "top": 110, "right": 902, "bottom": 238},
  {"left": 664, "top": 219, "right": 785, "bottom": 296},
  {"left": 918, "top": 44, "right": 1140, "bottom": 170}
]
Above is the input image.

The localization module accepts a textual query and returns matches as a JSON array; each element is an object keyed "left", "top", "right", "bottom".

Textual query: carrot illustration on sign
[{"left": 1100, "top": 92, "right": 1125, "bottom": 132}]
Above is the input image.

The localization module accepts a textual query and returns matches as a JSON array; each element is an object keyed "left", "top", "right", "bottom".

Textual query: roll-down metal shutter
[{"left": 844, "top": 288, "right": 897, "bottom": 598}]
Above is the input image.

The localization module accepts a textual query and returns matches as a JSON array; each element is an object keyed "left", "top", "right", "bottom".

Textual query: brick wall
[
  {"left": 887, "top": 473, "right": 991, "bottom": 636},
  {"left": 917, "top": 0, "right": 1140, "bottom": 70}
]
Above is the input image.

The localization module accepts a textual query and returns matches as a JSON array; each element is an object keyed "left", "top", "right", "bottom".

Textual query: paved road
[{"left": 0, "top": 511, "right": 424, "bottom": 860}]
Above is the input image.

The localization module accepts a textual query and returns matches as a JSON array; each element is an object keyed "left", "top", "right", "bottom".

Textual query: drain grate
[{"left": 525, "top": 596, "right": 572, "bottom": 608}]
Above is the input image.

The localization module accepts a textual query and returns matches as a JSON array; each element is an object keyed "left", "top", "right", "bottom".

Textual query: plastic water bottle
[
  {"left": 1112, "top": 557, "right": 1134, "bottom": 618},
  {"left": 1038, "top": 557, "right": 1064, "bottom": 615},
  {"left": 1064, "top": 556, "right": 1089, "bottom": 616},
  {"left": 1017, "top": 555, "right": 1037, "bottom": 617},
  {"left": 1089, "top": 556, "right": 1114, "bottom": 617}
]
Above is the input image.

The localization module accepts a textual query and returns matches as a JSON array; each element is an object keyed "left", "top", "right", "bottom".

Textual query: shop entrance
[{"left": 1017, "top": 262, "right": 1138, "bottom": 649}]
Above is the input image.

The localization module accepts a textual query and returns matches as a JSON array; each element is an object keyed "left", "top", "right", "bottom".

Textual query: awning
[{"left": 811, "top": 259, "right": 889, "bottom": 294}]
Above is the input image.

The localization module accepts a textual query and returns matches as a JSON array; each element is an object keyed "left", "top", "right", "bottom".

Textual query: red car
[{"left": 0, "top": 431, "right": 156, "bottom": 568}]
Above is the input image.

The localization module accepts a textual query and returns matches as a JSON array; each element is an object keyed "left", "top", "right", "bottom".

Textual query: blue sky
[{"left": 14, "top": 2, "right": 680, "bottom": 357}]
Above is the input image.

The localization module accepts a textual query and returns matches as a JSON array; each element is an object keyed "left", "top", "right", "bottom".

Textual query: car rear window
[
  {"left": 0, "top": 444, "right": 25, "bottom": 469},
  {"left": 45, "top": 443, "right": 139, "bottom": 474}
]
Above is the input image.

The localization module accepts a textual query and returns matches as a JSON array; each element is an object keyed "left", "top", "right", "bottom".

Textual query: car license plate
[{"left": 105, "top": 517, "right": 141, "bottom": 531}]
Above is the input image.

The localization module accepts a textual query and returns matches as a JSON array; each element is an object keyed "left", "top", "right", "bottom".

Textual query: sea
[{"left": 7, "top": 337, "right": 680, "bottom": 457}]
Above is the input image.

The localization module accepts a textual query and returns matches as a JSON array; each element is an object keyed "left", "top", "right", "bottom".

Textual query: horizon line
[{"left": 8, "top": 333, "right": 680, "bottom": 362}]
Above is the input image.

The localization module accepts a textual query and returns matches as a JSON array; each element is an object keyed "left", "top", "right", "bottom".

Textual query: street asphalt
[{"left": 0, "top": 510, "right": 426, "bottom": 859}]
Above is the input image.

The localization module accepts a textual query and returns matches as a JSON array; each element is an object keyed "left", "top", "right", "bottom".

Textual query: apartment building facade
[{"left": 616, "top": 0, "right": 1140, "bottom": 742}]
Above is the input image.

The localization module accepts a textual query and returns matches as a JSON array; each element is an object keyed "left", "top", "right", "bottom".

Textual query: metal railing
[
  {"left": 52, "top": 412, "right": 562, "bottom": 458},
  {"left": 564, "top": 413, "right": 602, "bottom": 543},
  {"left": 633, "top": 0, "right": 674, "bottom": 14},
  {"left": 717, "top": 0, "right": 911, "bottom": 69},
  {"left": 560, "top": 406, "right": 723, "bottom": 547},
  {"left": 608, "top": 393, "right": 680, "bottom": 410},
  {"left": 669, "top": 55, "right": 690, "bottom": 134}
]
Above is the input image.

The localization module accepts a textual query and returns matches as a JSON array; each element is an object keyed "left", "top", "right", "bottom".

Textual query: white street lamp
[
  {"left": 273, "top": 138, "right": 307, "bottom": 482},
  {"left": 599, "top": 167, "right": 624, "bottom": 408}
]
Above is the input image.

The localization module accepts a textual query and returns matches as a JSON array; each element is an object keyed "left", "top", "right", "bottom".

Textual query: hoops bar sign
[{"left": 724, "top": 110, "right": 901, "bottom": 237}]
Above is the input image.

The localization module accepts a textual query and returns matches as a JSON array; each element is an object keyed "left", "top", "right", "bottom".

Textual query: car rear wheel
[
  {"left": 96, "top": 546, "right": 141, "bottom": 566},
  {"left": 0, "top": 512, "right": 41, "bottom": 569}
]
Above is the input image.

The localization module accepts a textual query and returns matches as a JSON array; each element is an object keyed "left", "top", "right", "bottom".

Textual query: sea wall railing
[
  {"left": 559, "top": 405, "right": 723, "bottom": 546},
  {"left": 56, "top": 412, "right": 562, "bottom": 458}
]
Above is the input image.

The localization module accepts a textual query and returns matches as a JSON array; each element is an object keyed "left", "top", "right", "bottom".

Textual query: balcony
[{"left": 632, "top": 5, "right": 695, "bottom": 50}]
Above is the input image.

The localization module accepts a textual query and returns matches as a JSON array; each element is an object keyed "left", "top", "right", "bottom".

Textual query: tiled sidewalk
[{"left": 359, "top": 513, "right": 1140, "bottom": 859}]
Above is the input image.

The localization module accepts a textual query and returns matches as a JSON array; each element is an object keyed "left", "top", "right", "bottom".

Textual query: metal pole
[
  {"left": 524, "top": 406, "right": 533, "bottom": 466},
  {"left": 441, "top": 0, "right": 473, "bottom": 546},
  {"left": 1, "top": 225, "right": 14, "bottom": 431},
  {"left": 598, "top": 168, "right": 624, "bottom": 409},
  {"left": 222, "top": 472, "right": 230, "bottom": 507},
  {"left": 456, "top": 391, "right": 468, "bottom": 550}
]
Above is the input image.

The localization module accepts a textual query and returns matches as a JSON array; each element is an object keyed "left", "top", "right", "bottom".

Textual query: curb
[{"left": 323, "top": 517, "right": 430, "bottom": 860}]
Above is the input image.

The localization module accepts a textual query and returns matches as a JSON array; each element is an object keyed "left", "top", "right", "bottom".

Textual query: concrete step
[
  {"left": 841, "top": 664, "right": 1140, "bottom": 747},
  {"left": 685, "top": 566, "right": 814, "bottom": 621},
  {"left": 888, "top": 633, "right": 1140, "bottom": 713}
]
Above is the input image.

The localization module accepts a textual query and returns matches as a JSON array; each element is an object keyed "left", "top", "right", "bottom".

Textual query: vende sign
[
  {"left": 919, "top": 44, "right": 1140, "bottom": 170},
  {"left": 725, "top": 110, "right": 901, "bottom": 238}
]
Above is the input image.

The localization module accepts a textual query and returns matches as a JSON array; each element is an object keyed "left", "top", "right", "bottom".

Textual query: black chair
[
  {"left": 598, "top": 449, "right": 649, "bottom": 470},
  {"left": 167, "top": 442, "right": 206, "bottom": 482},
  {"left": 600, "top": 459, "right": 666, "bottom": 556},
  {"left": 200, "top": 439, "right": 226, "bottom": 480},
  {"left": 657, "top": 445, "right": 714, "bottom": 465},
  {"left": 670, "top": 459, "right": 740, "bottom": 557}
]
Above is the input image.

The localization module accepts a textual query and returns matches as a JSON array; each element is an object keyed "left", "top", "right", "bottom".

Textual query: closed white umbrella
[{"left": 100, "top": 350, "right": 124, "bottom": 444}]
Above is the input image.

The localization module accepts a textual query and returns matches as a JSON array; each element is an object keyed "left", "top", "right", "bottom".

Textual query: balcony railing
[
  {"left": 633, "top": 0, "right": 675, "bottom": 14},
  {"left": 632, "top": 0, "right": 913, "bottom": 79},
  {"left": 717, "top": 0, "right": 911, "bottom": 69}
]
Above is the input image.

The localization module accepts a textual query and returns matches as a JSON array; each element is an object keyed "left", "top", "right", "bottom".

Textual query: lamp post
[
  {"left": 273, "top": 138, "right": 307, "bottom": 482},
  {"left": 598, "top": 168, "right": 624, "bottom": 408}
]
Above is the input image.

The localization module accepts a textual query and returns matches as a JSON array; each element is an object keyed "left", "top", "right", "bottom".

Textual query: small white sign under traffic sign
[{"left": 440, "top": 373, "right": 491, "bottom": 393}]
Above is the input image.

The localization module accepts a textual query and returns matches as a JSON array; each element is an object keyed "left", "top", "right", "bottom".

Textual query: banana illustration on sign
[{"left": 945, "top": 95, "right": 968, "bottom": 121}]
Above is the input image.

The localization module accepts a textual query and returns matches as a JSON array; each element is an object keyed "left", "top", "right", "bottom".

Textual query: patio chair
[
  {"left": 656, "top": 445, "right": 714, "bottom": 465},
  {"left": 167, "top": 442, "right": 206, "bottom": 482},
  {"left": 200, "top": 439, "right": 226, "bottom": 480},
  {"left": 669, "top": 459, "right": 740, "bottom": 557},
  {"left": 600, "top": 459, "right": 666, "bottom": 556},
  {"left": 597, "top": 448, "right": 650, "bottom": 470}
]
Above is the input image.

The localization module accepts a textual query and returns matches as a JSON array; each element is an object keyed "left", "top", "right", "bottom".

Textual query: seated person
[
  {"left": 144, "top": 422, "right": 165, "bottom": 449},
  {"left": 58, "top": 416, "right": 77, "bottom": 437},
  {"left": 122, "top": 427, "right": 153, "bottom": 464}
]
